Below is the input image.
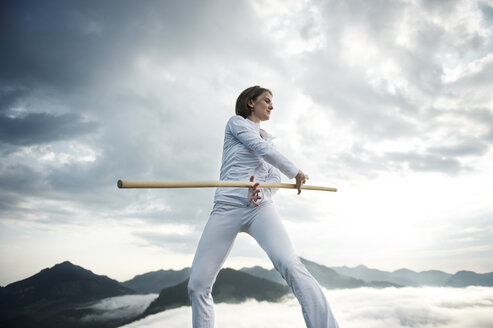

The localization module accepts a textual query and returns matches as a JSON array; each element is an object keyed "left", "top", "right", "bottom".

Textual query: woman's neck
[{"left": 247, "top": 114, "right": 261, "bottom": 124}]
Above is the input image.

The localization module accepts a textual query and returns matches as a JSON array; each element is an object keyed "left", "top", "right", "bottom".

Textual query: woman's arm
[
  {"left": 266, "top": 165, "right": 281, "bottom": 183},
  {"left": 228, "top": 116, "right": 299, "bottom": 179},
  {"left": 264, "top": 165, "right": 282, "bottom": 196}
]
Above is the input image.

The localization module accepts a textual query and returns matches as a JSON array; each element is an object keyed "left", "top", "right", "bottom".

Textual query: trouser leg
[
  {"left": 246, "top": 203, "right": 339, "bottom": 328},
  {"left": 188, "top": 204, "right": 241, "bottom": 328}
]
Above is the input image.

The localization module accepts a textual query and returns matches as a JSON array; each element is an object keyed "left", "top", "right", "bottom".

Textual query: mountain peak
[
  {"left": 142, "top": 267, "right": 289, "bottom": 318},
  {"left": 394, "top": 268, "right": 416, "bottom": 274},
  {"left": 54, "top": 260, "right": 75, "bottom": 267},
  {"left": 2, "top": 261, "right": 135, "bottom": 311},
  {"left": 445, "top": 270, "right": 493, "bottom": 287}
]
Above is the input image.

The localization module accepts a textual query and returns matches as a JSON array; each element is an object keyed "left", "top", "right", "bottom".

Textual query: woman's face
[{"left": 247, "top": 91, "right": 273, "bottom": 123}]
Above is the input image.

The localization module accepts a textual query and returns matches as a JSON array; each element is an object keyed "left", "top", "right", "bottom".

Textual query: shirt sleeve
[
  {"left": 266, "top": 165, "right": 281, "bottom": 183},
  {"left": 228, "top": 116, "right": 299, "bottom": 179},
  {"left": 265, "top": 165, "right": 282, "bottom": 196}
]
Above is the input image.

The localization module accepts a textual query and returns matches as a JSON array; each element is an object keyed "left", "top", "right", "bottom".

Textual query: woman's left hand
[
  {"left": 248, "top": 176, "right": 261, "bottom": 206},
  {"left": 295, "top": 170, "right": 309, "bottom": 195}
]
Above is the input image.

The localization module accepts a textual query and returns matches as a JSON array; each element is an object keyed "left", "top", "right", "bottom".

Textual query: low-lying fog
[{"left": 115, "top": 286, "right": 493, "bottom": 328}]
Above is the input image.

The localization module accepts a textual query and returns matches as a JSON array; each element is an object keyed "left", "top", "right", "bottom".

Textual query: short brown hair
[{"left": 235, "top": 86, "right": 272, "bottom": 118}]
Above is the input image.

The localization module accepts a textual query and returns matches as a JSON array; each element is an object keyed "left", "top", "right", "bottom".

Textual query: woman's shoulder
[
  {"left": 226, "top": 115, "right": 259, "bottom": 130},
  {"left": 227, "top": 115, "right": 245, "bottom": 124},
  {"left": 225, "top": 115, "right": 243, "bottom": 131}
]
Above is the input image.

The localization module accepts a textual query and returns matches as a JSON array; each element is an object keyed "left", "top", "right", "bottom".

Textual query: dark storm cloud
[
  {"left": 0, "top": 191, "right": 22, "bottom": 214},
  {"left": 2, "top": 0, "right": 112, "bottom": 91},
  {"left": 0, "top": 112, "right": 97, "bottom": 146},
  {"left": 481, "top": 2, "right": 493, "bottom": 22},
  {"left": 0, "top": 0, "right": 276, "bottom": 228},
  {"left": 1, "top": 0, "right": 273, "bottom": 95},
  {"left": 0, "top": 163, "right": 47, "bottom": 195},
  {"left": 0, "top": 163, "right": 51, "bottom": 223},
  {"left": 0, "top": 0, "right": 193, "bottom": 89},
  {"left": 0, "top": 87, "right": 28, "bottom": 112},
  {"left": 1, "top": 0, "right": 492, "bottom": 282}
]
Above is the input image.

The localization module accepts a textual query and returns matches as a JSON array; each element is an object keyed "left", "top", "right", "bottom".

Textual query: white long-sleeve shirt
[{"left": 214, "top": 115, "right": 299, "bottom": 206}]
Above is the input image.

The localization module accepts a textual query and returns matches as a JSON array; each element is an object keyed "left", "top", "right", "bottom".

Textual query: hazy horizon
[{"left": 3, "top": 257, "right": 492, "bottom": 288}]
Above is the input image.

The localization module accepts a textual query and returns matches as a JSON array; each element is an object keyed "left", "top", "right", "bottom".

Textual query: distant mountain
[
  {"left": 418, "top": 270, "right": 453, "bottom": 286},
  {"left": 332, "top": 264, "right": 393, "bottom": 283},
  {"left": 128, "top": 259, "right": 373, "bottom": 294},
  {"left": 301, "top": 258, "right": 368, "bottom": 288},
  {"left": 445, "top": 271, "right": 493, "bottom": 287},
  {"left": 240, "top": 265, "right": 286, "bottom": 285},
  {"left": 3, "top": 259, "right": 492, "bottom": 328},
  {"left": 122, "top": 262, "right": 493, "bottom": 290},
  {"left": 123, "top": 268, "right": 191, "bottom": 293},
  {"left": 241, "top": 259, "right": 401, "bottom": 289},
  {"left": 0, "top": 261, "right": 136, "bottom": 328},
  {"left": 141, "top": 268, "right": 290, "bottom": 319},
  {"left": 331, "top": 264, "right": 452, "bottom": 287}
]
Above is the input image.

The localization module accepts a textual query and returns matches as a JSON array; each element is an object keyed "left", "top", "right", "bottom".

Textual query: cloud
[
  {"left": 81, "top": 294, "right": 158, "bottom": 322},
  {"left": 385, "top": 151, "right": 465, "bottom": 174},
  {"left": 121, "top": 287, "right": 493, "bottom": 328},
  {"left": 133, "top": 228, "right": 202, "bottom": 253},
  {"left": 0, "top": 0, "right": 278, "bottom": 233},
  {"left": 0, "top": 112, "right": 97, "bottom": 146},
  {"left": 291, "top": 0, "right": 493, "bottom": 176},
  {"left": 1, "top": 0, "right": 493, "bottom": 285}
]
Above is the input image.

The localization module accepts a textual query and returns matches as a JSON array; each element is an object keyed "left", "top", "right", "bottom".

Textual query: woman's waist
[
  {"left": 219, "top": 166, "right": 270, "bottom": 182},
  {"left": 213, "top": 185, "right": 275, "bottom": 206}
]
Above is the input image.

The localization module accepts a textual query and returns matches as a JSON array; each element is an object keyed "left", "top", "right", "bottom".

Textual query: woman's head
[{"left": 235, "top": 86, "right": 273, "bottom": 121}]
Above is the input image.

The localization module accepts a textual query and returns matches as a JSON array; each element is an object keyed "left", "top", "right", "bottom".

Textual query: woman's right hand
[
  {"left": 295, "top": 170, "right": 309, "bottom": 195},
  {"left": 248, "top": 176, "right": 261, "bottom": 206}
]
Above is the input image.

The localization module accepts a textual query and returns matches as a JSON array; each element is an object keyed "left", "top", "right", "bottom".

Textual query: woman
[{"left": 187, "top": 86, "right": 339, "bottom": 328}]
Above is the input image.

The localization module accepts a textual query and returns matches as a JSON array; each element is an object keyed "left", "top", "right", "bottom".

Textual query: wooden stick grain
[{"left": 117, "top": 180, "right": 337, "bottom": 192}]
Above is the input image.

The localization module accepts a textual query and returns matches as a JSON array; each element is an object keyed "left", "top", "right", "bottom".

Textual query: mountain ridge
[
  {"left": 2, "top": 260, "right": 492, "bottom": 328},
  {"left": 0, "top": 261, "right": 136, "bottom": 328},
  {"left": 140, "top": 268, "right": 290, "bottom": 320},
  {"left": 330, "top": 264, "right": 493, "bottom": 287},
  {"left": 122, "top": 268, "right": 191, "bottom": 293}
]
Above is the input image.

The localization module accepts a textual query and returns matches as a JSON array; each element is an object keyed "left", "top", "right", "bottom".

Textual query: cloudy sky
[{"left": 1, "top": 0, "right": 493, "bottom": 286}]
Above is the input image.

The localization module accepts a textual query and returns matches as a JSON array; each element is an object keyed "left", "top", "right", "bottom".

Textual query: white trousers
[{"left": 187, "top": 202, "right": 339, "bottom": 328}]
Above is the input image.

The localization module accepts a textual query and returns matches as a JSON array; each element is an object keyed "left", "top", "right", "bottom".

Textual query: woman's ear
[{"left": 247, "top": 98, "right": 254, "bottom": 109}]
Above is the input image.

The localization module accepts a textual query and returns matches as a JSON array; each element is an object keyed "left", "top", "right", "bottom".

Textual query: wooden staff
[{"left": 117, "top": 180, "right": 337, "bottom": 192}]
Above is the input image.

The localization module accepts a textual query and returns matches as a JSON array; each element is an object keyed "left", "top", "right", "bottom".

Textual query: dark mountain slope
[
  {"left": 123, "top": 268, "right": 191, "bottom": 293},
  {"left": 141, "top": 268, "right": 290, "bottom": 318},
  {"left": 445, "top": 271, "right": 493, "bottom": 287},
  {"left": 0, "top": 261, "right": 135, "bottom": 328},
  {"left": 301, "top": 258, "right": 367, "bottom": 288}
]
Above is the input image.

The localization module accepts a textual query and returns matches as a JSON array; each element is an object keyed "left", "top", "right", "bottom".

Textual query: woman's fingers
[
  {"left": 249, "top": 176, "right": 261, "bottom": 206},
  {"left": 250, "top": 192, "right": 261, "bottom": 206},
  {"left": 295, "top": 170, "right": 309, "bottom": 195}
]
